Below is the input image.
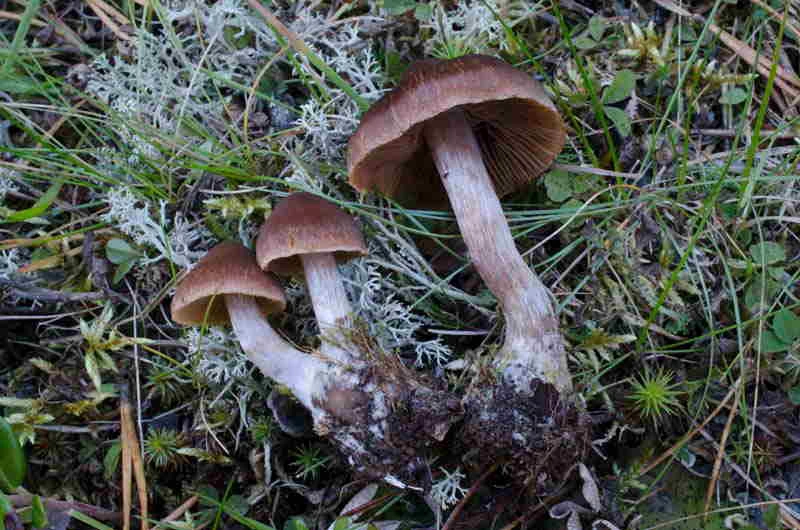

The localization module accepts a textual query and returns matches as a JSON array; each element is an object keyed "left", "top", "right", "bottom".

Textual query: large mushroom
[
  {"left": 348, "top": 55, "right": 587, "bottom": 483},
  {"left": 172, "top": 241, "right": 461, "bottom": 484},
  {"left": 348, "top": 54, "right": 571, "bottom": 396},
  {"left": 256, "top": 192, "right": 367, "bottom": 364}
]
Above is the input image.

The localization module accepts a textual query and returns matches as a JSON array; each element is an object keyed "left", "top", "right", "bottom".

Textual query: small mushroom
[
  {"left": 256, "top": 192, "right": 367, "bottom": 364},
  {"left": 170, "top": 242, "right": 327, "bottom": 412},
  {"left": 348, "top": 54, "right": 571, "bottom": 395}
]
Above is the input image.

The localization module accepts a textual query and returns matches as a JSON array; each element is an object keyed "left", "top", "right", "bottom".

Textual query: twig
[
  {"left": 704, "top": 384, "right": 740, "bottom": 517},
  {"left": 552, "top": 162, "right": 642, "bottom": 180},
  {"left": 749, "top": 0, "right": 800, "bottom": 55},
  {"left": 35, "top": 423, "right": 119, "bottom": 434},
  {"left": 497, "top": 489, "right": 570, "bottom": 530},
  {"left": 0, "top": 280, "right": 106, "bottom": 303},
  {"left": 0, "top": 310, "right": 89, "bottom": 320},
  {"left": 0, "top": 10, "right": 45, "bottom": 26},
  {"left": 153, "top": 496, "right": 199, "bottom": 529},
  {"left": 89, "top": 0, "right": 130, "bottom": 26},
  {"left": 339, "top": 493, "right": 395, "bottom": 518},
  {"left": 652, "top": 0, "right": 800, "bottom": 106},
  {"left": 8, "top": 495, "right": 122, "bottom": 522},
  {"left": 86, "top": 0, "right": 131, "bottom": 41},
  {"left": 692, "top": 128, "right": 800, "bottom": 139}
]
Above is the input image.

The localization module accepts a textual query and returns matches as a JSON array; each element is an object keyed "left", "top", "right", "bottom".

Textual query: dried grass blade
[
  {"left": 121, "top": 389, "right": 149, "bottom": 530},
  {"left": 750, "top": 0, "right": 800, "bottom": 45},
  {"left": 707, "top": 23, "right": 800, "bottom": 94},
  {"left": 703, "top": 387, "right": 740, "bottom": 518},
  {"left": 86, "top": 0, "right": 131, "bottom": 41}
]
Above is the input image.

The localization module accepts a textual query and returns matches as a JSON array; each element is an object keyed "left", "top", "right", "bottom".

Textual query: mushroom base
[
  {"left": 460, "top": 380, "right": 591, "bottom": 493},
  {"left": 313, "top": 344, "right": 463, "bottom": 486}
]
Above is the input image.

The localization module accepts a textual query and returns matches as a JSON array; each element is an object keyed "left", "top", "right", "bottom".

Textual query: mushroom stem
[
  {"left": 423, "top": 108, "right": 572, "bottom": 394},
  {"left": 224, "top": 293, "right": 328, "bottom": 409},
  {"left": 300, "top": 252, "right": 358, "bottom": 364}
]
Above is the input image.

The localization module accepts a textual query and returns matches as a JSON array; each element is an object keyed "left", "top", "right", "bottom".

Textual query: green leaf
[
  {"left": 603, "top": 69, "right": 635, "bottom": 104},
  {"left": 0, "top": 417, "right": 26, "bottom": 492},
  {"left": 680, "top": 25, "right": 698, "bottom": 41},
  {"left": 574, "top": 37, "right": 597, "bottom": 50},
  {"left": 2, "top": 180, "right": 63, "bottom": 223},
  {"left": 749, "top": 241, "right": 785, "bottom": 265},
  {"left": 588, "top": 15, "right": 606, "bottom": 41},
  {"left": 105, "top": 239, "right": 140, "bottom": 265},
  {"left": 85, "top": 352, "right": 103, "bottom": 392},
  {"left": 719, "top": 202, "right": 738, "bottom": 219},
  {"left": 571, "top": 173, "right": 601, "bottom": 195},
  {"left": 768, "top": 266, "right": 784, "bottom": 281},
  {"left": 544, "top": 169, "right": 572, "bottom": 202},
  {"left": 1, "top": 0, "right": 42, "bottom": 78},
  {"left": 31, "top": 495, "right": 47, "bottom": 529},
  {"left": 736, "top": 228, "right": 753, "bottom": 247},
  {"left": 773, "top": 309, "right": 800, "bottom": 344},
  {"left": 224, "top": 495, "right": 248, "bottom": 516},
  {"left": 0, "top": 77, "right": 58, "bottom": 96},
  {"left": 719, "top": 87, "right": 748, "bottom": 105},
  {"left": 789, "top": 386, "right": 800, "bottom": 406},
  {"left": 68, "top": 510, "right": 115, "bottom": 530},
  {"left": 414, "top": 3, "right": 432, "bottom": 20},
  {"left": 103, "top": 442, "right": 121, "bottom": 480},
  {"left": 0, "top": 491, "right": 12, "bottom": 530},
  {"left": 603, "top": 106, "right": 632, "bottom": 137},
  {"left": 763, "top": 503, "right": 780, "bottom": 529},
  {"left": 284, "top": 520, "right": 309, "bottom": 530},
  {"left": 197, "top": 485, "right": 219, "bottom": 504},
  {"left": 95, "top": 349, "right": 119, "bottom": 372},
  {"left": 333, "top": 518, "right": 354, "bottom": 530},
  {"left": 112, "top": 260, "right": 136, "bottom": 285},
  {"left": 196, "top": 493, "right": 276, "bottom": 530},
  {"left": 757, "top": 330, "right": 789, "bottom": 354},
  {"left": 745, "top": 280, "right": 780, "bottom": 312},
  {"left": 383, "top": 0, "right": 417, "bottom": 15}
]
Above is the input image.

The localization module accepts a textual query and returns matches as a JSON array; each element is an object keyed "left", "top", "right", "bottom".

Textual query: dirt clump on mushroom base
[
  {"left": 461, "top": 379, "right": 591, "bottom": 492},
  {"left": 313, "top": 329, "right": 464, "bottom": 486}
]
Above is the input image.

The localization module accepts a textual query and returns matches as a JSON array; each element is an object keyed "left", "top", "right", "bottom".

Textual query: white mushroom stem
[
  {"left": 300, "top": 252, "right": 359, "bottom": 364},
  {"left": 423, "top": 108, "right": 572, "bottom": 394},
  {"left": 225, "top": 293, "right": 329, "bottom": 411}
]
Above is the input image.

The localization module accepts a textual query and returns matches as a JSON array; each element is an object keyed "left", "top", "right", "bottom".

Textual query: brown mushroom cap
[
  {"left": 171, "top": 241, "right": 286, "bottom": 326},
  {"left": 256, "top": 192, "right": 367, "bottom": 276},
  {"left": 347, "top": 54, "right": 566, "bottom": 209}
]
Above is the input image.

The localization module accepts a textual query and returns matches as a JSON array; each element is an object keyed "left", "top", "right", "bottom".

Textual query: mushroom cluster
[
  {"left": 172, "top": 196, "right": 461, "bottom": 485},
  {"left": 171, "top": 54, "right": 588, "bottom": 490}
]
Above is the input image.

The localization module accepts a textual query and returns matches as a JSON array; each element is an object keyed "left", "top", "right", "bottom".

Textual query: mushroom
[
  {"left": 170, "top": 241, "right": 327, "bottom": 414},
  {"left": 172, "top": 241, "right": 462, "bottom": 484},
  {"left": 347, "top": 54, "right": 571, "bottom": 396},
  {"left": 256, "top": 192, "right": 367, "bottom": 364}
]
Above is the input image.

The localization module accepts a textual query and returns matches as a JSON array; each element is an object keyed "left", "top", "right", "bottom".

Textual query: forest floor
[{"left": 2, "top": 0, "right": 800, "bottom": 529}]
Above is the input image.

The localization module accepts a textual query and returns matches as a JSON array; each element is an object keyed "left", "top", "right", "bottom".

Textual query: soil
[{"left": 461, "top": 379, "right": 591, "bottom": 494}]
